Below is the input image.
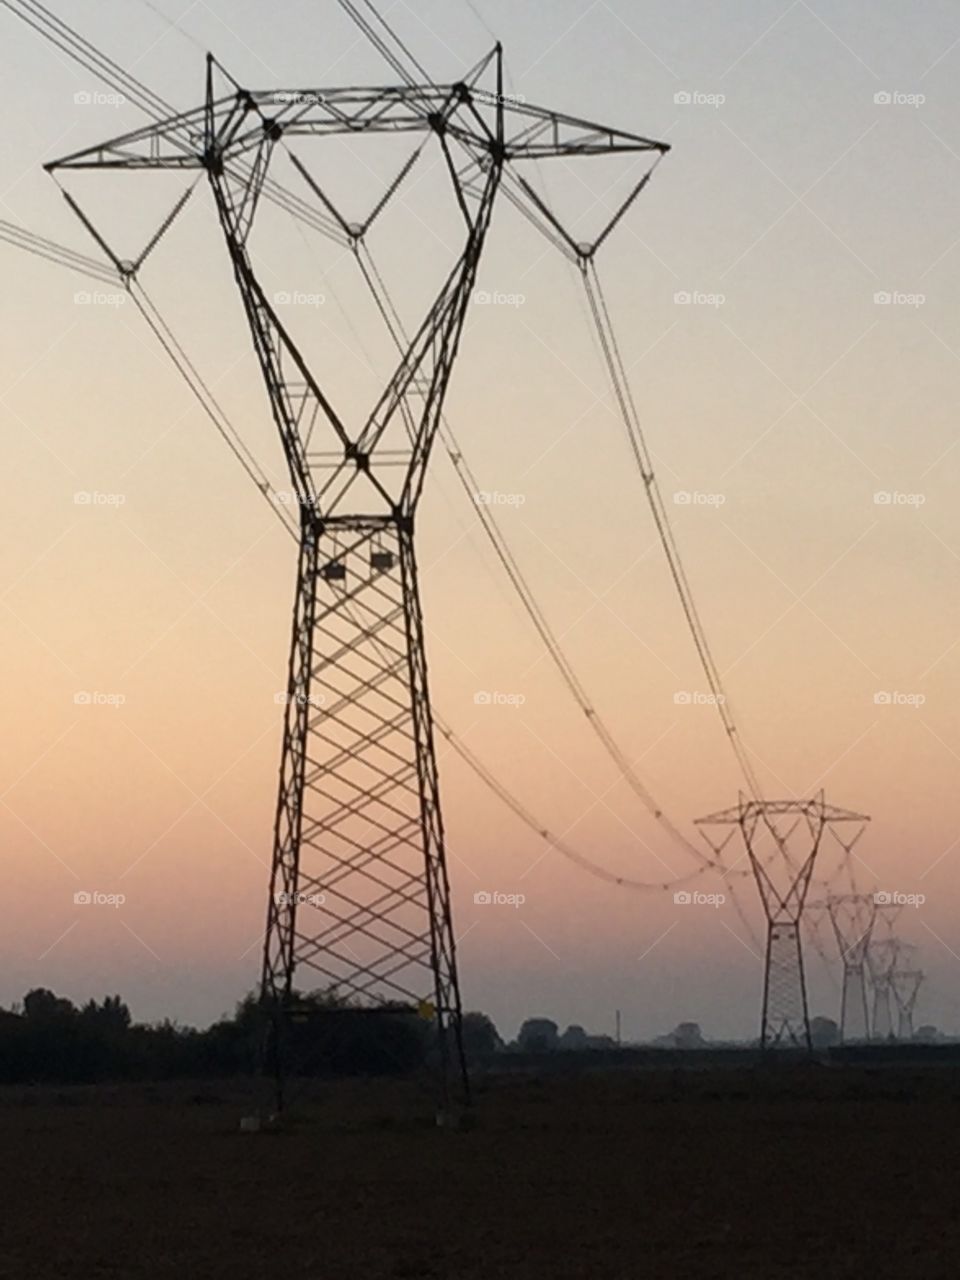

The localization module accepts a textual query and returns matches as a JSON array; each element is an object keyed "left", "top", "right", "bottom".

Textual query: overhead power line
[
  {"left": 1, "top": 214, "right": 744, "bottom": 901},
  {"left": 582, "top": 259, "right": 765, "bottom": 805}
]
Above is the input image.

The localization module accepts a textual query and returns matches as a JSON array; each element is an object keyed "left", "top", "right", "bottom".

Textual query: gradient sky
[{"left": 3, "top": 0, "right": 960, "bottom": 1042}]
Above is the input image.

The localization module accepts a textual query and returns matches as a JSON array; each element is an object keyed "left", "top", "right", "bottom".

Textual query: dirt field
[{"left": 1, "top": 1062, "right": 958, "bottom": 1279}]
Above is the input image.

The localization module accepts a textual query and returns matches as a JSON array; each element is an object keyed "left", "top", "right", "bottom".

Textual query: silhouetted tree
[
  {"left": 517, "top": 1018, "right": 559, "bottom": 1052},
  {"left": 23, "top": 988, "right": 76, "bottom": 1022},
  {"left": 80, "top": 995, "right": 131, "bottom": 1032},
  {"left": 461, "top": 1012, "right": 503, "bottom": 1062},
  {"left": 653, "top": 1021, "right": 706, "bottom": 1049},
  {"left": 559, "top": 1025, "right": 589, "bottom": 1051}
]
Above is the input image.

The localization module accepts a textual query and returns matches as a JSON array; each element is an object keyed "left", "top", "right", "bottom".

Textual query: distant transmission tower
[
  {"left": 826, "top": 893, "right": 876, "bottom": 1042},
  {"left": 869, "top": 937, "right": 914, "bottom": 1041},
  {"left": 48, "top": 49, "right": 668, "bottom": 1113},
  {"left": 891, "top": 967, "right": 924, "bottom": 1040},
  {"left": 697, "top": 795, "right": 869, "bottom": 1049}
]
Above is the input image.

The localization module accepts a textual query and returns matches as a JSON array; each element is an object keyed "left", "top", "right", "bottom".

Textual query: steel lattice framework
[
  {"left": 868, "top": 936, "right": 914, "bottom": 1041},
  {"left": 826, "top": 893, "right": 877, "bottom": 1042},
  {"left": 48, "top": 48, "right": 668, "bottom": 1111},
  {"left": 891, "top": 967, "right": 924, "bottom": 1040},
  {"left": 697, "top": 795, "right": 869, "bottom": 1050}
]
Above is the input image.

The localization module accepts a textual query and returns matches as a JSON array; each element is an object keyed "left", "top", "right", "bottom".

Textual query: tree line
[{"left": 0, "top": 988, "right": 503, "bottom": 1085}]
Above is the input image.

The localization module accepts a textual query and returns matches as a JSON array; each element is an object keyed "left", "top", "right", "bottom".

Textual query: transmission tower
[
  {"left": 868, "top": 937, "right": 914, "bottom": 1041},
  {"left": 868, "top": 946, "right": 894, "bottom": 1039},
  {"left": 865, "top": 905, "right": 902, "bottom": 1041},
  {"left": 697, "top": 795, "right": 869, "bottom": 1049},
  {"left": 891, "top": 967, "right": 924, "bottom": 1041},
  {"left": 48, "top": 49, "right": 668, "bottom": 1113},
  {"left": 826, "top": 893, "right": 876, "bottom": 1042}
]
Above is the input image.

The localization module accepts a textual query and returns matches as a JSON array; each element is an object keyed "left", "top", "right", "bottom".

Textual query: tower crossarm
[
  {"left": 45, "top": 102, "right": 211, "bottom": 170},
  {"left": 46, "top": 83, "right": 669, "bottom": 171},
  {"left": 696, "top": 799, "right": 870, "bottom": 826},
  {"left": 44, "top": 88, "right": 453, "bottom": 170},
  {"left": 496, "top": 100, "right": 669, "bottom": 160}
]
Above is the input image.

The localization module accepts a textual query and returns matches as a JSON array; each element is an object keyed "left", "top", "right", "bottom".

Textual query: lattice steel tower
[
  {"left": 892, "top": 966, "right": 924, "bottom": 1040},
  {"left": 827, "top": 893, "right": 876, "bottom": 1042},
  {"left": 698, "top": 795, "right": 869, "bottom": 1049},
  {"left": 48, "top": 48, "right": 668, "bottom": 1110},
  {"left": 869, "top": 936, "right": 914, "bottom": 1041}
]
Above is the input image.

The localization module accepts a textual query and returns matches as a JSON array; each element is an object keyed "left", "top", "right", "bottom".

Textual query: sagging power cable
[
  {"left": 582, "top": 258, "right": 765, "bottom": 804},
  {"left": 6, "top": 218, "right": 745, "bottom": 903},
  {"left": 0, "top": 216, "right": 117, "bottom": 284},
  {"left": 128, "top": 282, "right": 300, "bottom": 538},
  {"left": 349, "top": 234, "right": 723, "bottom": 872}
]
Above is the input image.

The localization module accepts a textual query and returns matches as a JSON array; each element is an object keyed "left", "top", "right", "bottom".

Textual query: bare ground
[{"left": 1, "top": 1063, "right": 958, "bottom": 1279}]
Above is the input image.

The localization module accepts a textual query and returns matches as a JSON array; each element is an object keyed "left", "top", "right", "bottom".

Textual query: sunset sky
[{"left": 2, "top": 0, "right": 960, "bottom": 1042}]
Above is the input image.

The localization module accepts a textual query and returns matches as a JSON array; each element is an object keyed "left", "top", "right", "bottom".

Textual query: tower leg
[
  {"left": 872, "top": 984, "right": 893, "bottom": 1040},
  {"left": 840, "top": 965, "right": 869, "bottom": 1042},
  {"left": 259, "top": 516, "right": 467, "bottom": 1110},
  {"left": 762, "top": 921, "right": 811, "bottom": 1049}
]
